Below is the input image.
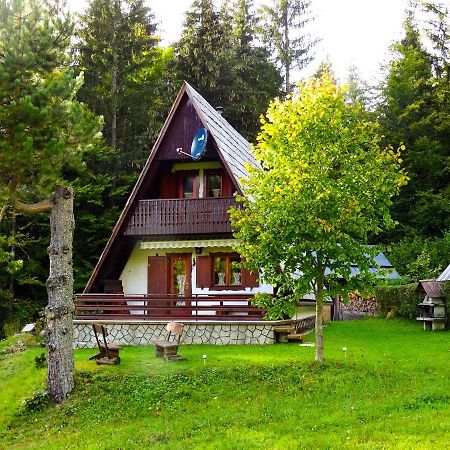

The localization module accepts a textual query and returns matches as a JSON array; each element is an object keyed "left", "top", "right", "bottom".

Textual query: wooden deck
[
  {"left": 124, "top": 197, "right": 239, "bottom": 236},
  {"left": 75, "top": 293, "right": 266, "bottom": 321}
]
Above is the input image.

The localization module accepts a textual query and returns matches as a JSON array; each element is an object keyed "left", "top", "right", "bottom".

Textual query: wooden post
[{"left": 46, "top": 186, "right": 75, "bottom": 402}]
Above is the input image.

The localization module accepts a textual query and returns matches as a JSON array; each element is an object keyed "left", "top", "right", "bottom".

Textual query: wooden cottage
[{"left": 75, "top": 83, "right": 272, "bottom": 323}]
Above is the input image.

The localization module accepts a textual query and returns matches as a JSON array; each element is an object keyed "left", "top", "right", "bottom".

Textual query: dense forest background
[{"left": 0, "top": 0, "right": 449, "bottom": 337}]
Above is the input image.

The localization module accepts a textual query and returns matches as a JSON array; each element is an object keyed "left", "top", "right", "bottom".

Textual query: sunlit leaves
[{"left": 231, "top": 73, "right": 407, "bottom": 316}]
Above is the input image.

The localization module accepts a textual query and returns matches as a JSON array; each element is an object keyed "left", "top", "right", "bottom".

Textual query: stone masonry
[{"left": 74, "top": 320, "right": 285, "bottom": 348}]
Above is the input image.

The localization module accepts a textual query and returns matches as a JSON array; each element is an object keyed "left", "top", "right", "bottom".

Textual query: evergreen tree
[
  {"left": 0, "top": 0, "right": 102, "bottom": 402},
  {"left": 379, "top": 8, "right": 450, "bottom": 237},
  {"left": 76, "top": 0, "right": 177, "bottom": 169},
  {"left": 175, "top": 0, "right": 231, "bottom": 109},
  {"left": 346, "top": 64, "right": 370, "bottom": 106},
  {"left": 259, "top": 0, "right": 317, "bottom": 93},
  {"left": 225, "top": 0, "right": 282, "bottom": 139},
  {"left": 175, "top": 0, "right": 281, "bottom": 140}
]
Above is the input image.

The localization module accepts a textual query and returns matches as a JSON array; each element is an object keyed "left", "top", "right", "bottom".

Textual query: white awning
[{"left": 140, "top": 239, "right": 238, "bottom": 250}]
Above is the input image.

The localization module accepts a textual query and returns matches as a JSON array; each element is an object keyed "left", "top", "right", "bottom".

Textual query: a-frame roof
[
  {"left": 184, "top": 83, "right": 260, "bottom": 186},
  {"left": 84, "top": 82, "right": 258, "bottom": 292}
]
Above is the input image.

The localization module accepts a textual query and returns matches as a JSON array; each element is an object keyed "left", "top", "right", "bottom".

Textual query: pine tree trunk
[
  {"left": 282, "top": 2, "right": 290, "bottom": 93},
  {"left": 46, "top": 186, "right": 75, "bottom": 403},
  {"left": 111, "top": 52, "right": 118, "bottom": 148}
]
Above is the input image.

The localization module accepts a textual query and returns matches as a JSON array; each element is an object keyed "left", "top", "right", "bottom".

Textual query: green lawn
[{"left": 1, "top": 319, "right": 449, "bottom": 449}]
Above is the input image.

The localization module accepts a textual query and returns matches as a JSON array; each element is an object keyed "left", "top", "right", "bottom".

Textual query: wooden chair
[
  {"left": 153, "top": 322, "right": 185, "bottom": 361},
  {"left": 90, "top": 323, "right": 121, "bottom": 365}
]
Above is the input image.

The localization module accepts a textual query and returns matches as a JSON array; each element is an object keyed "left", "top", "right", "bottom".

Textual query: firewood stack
[{"left": 339, "top": 292, "right": 378, "bottom": 315}]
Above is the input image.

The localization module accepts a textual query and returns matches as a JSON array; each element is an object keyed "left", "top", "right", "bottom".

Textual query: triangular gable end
[{"left": 84, "top": 82, "right": 256, "bottom": 293}]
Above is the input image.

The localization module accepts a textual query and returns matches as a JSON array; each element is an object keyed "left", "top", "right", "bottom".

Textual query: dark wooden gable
[
  {"left": 84, "top": 84, "right": 244, "bottom": 293},
  {"left": 154, "top": 96, "right": 216, "bottom": 162}
]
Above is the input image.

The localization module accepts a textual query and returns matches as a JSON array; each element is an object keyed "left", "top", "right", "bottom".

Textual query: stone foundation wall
[{"left": 74, "top": 321, "right": 279, "bottom": 348}]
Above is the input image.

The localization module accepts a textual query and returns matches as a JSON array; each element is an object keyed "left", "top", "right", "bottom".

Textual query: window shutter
[
  {"left": 222, "top": 173, "right": 233, "bottom": 196},
  {"left": 196, "top": 256, "right": 211, "bottom": 288},
  {"left": 148, "top": 256, "right": 168, "bottom": 295},
  {"left": 242, "top": 268, "right": 259, "bottom": 287},
  {"left": 160, "top": 174, "right": 177, "bottom": 199}
]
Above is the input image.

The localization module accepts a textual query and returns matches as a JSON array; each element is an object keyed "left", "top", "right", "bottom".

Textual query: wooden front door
[
  {"left": 147, "top": 256, "right": 168, "bottom": 316},
  {"left": 169, "top": 254, "right": 191, "bottom": 316}
]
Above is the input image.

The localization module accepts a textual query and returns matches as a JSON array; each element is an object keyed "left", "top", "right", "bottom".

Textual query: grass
[{"left": 0, "top": 318, "right": 449, "bottom": 449}]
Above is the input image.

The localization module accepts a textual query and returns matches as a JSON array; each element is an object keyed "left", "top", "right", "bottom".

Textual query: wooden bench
[
  {"left": 90, "top": 323, "right": 121, "bottom": 365},
  {"left": 274, "top": 316, "right": 316, "bottom": 343},
  {"left": 274, "top": 326, "right": 296, "bottom": 343},
  {"left": 153, "top": 322, "right": 185, "bottom": 361}
]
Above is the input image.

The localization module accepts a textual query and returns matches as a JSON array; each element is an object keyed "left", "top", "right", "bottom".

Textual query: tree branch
[
  {"left": 8, "top": 176, "right": 53, "bottom": 214},
  {"left": 0, "top": 204, "right": 8, "bottom": 223},
  {"left": 12, "top": 198, "right": 53, "bottom": 214}
]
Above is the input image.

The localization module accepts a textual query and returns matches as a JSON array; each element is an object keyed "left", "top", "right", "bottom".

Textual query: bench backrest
[
  {"left": 166, "top": 321, "right": 184, "bottom": 344},
  {"left": 92, "top": 323, "right": 111, "bottom": 356}
]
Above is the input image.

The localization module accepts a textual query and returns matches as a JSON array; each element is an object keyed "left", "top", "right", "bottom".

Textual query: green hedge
[{"left": 374, "top": 283, "right": 424, "bottom": 320}]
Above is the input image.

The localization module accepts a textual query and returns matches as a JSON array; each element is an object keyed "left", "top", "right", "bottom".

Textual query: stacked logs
[{"left": 339, "top": 291, "right": 378, "bottom": 315}]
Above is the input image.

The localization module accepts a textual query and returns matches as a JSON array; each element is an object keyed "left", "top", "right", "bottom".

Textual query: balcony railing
[
  {"left": 124, "top": 197, "right": 239, "bottom": 235},
  {"left": 75, "top": 293, "right": 266, "bottom": 321}
]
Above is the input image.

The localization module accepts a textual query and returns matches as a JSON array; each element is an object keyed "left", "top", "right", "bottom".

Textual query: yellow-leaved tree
[{"left": 230, "top": 73, "right": 407, "bottom": 361}]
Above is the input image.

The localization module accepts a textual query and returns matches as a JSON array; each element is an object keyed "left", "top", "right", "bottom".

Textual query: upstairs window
[
  {"left": 182, "top": 175, "right": 196, "bottom": 198},
  {"left": 206, "top": 173, "right": 222, "bottom": 197},
  {"left": 177, "top": 172, "right": 199, "bottom": 199}
]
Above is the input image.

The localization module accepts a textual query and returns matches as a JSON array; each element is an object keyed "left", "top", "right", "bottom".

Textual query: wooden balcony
[
  {"left": 124, "top": 197, "right": 239, "bottom": 236},
  {"left": 75, "top": 293, "right": 266, "bottom": 321}
]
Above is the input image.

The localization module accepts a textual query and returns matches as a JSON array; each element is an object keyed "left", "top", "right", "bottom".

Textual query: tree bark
[
  {"left": 314, "top": 260, "right": 325, "bottom": 362},
  {"left": 110, "top": 2, "right": 118, "bottom": 149},
  {"left": 315, "top": 293, "right": 324, "bottom": 362},
  {"left": 111, "top": 51, "right": 118, "bottom": 148},
  {"left": 46, "top": 186, "right": 75, "bottom": 403},
  {"left": 0, "top": 204, "right": 7, "bottom": 223},
  {"left": 282, "top": 3, "right": 290, "bottom": 93}
]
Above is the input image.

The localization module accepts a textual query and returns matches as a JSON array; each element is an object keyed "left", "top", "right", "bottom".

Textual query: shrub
[
  {"left": 35, "top": 353, "right": 47, "bottom": 369},
  {"left": 375, "top": 283, "right": 423, "bottom": 320},
  {"left": 387, "top": 232, "right": 450, "bottom": 282},
  {"left": 21, "top": 389, "right": 50, "bottom": 413}
]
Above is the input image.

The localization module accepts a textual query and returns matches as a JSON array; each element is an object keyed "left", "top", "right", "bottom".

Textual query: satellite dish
[{"left": 191, "top": 128, "right": 208, "bottom": 161}]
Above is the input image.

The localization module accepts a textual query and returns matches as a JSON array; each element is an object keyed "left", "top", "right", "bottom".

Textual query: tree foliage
[
  {"left": 0, "top": 0, "right": 101, "bottom": 203},
  {"left": 76, "top": 0, "right": 177, "bottom": 169},
  {"left": 378, "top": 5, "right": 450, "bottom": 238},
  {"left": 230, "top": 74, "right": 406, "bottom": 360},
  {"left": 259, "top": 0, "right": 317, "bottom": 93},
  {"left": 0, "top": 0, "right": 102, "bottom": 401},
  {"left": 175, "top": 0, "right": 282, "bottom": 141}
]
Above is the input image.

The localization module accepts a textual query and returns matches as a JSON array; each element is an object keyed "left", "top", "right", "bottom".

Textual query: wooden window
[
  {"left": 205, "top": 170, "right": 223, "bottom": 197},
  {"left": 195, "top": 253, "right": 260, "bottom": 289},
  {"left": 204, "top": 170, "right": 233, "bottom": 197},
  {"left": 172, "top": 171, "right": 199, "bottom": 199},
  {"left": 211, "top": 253, "right": 242, "bottom": 288}
]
